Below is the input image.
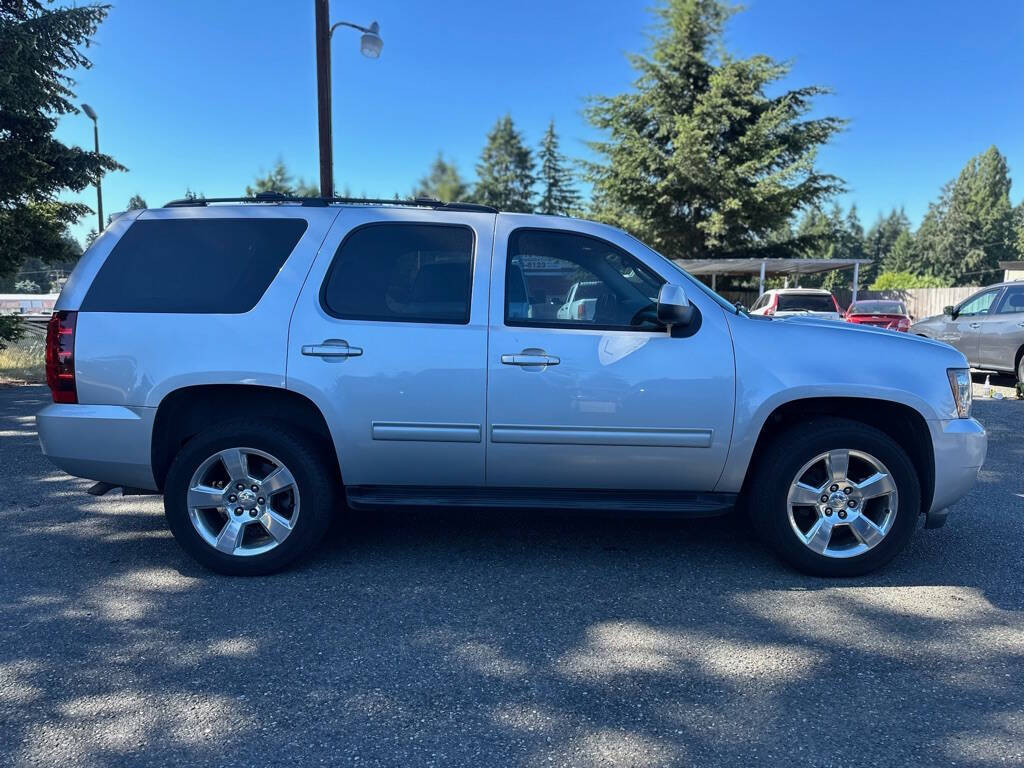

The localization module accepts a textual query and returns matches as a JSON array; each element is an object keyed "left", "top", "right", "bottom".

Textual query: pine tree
[
  {"left": 0, "top": 0, "right": 122, "bottom": 345},
  {"left": 127, "top": 194, "right": 148, "bottom": 210},
  {"left": 917, "top": 146, "right": 1015, "bottom": 285},
  {"left": 246, "top": 160, "right": 318, "bottom": 197},
  {"left": 474, "top": 115, "right": 535, "bottom": 212},
  {"left": 413, "top": 152, "right": 469, "bottom": 203},
  {"left": 536, "top": 121, "right": 580, "bottom": 216},
  {"left": 585, "top": 0, "right": 845, "bottom": 259}
]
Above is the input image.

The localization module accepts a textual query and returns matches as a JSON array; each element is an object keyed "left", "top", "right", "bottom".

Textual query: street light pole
[
  {"left": 81, "top": 103, "right": 103, "bottom": 232},
  {"left": 313, "top": 1, "right": 383, "bottom": 198},
  {"left": 314, "top": 0, "right": 333, "bottom": 197}
]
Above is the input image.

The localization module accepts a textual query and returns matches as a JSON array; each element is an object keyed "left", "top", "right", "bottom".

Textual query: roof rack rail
[{"left": 163, "top": 193, "right": 498, "bottom": 213}]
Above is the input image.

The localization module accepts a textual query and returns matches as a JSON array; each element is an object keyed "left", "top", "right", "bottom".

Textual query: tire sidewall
[
  {"left": 753, "top": 420, "right": 921, "bottom": 577},
  {"left": 164, "top": 421, "right": 334, "bottom": 575}
]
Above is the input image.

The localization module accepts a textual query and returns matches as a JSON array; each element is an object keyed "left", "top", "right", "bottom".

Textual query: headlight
[{"left": 947, "top": 368, "right": 972, "bottom": 418}]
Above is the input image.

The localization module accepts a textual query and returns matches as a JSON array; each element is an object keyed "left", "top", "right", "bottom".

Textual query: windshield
[
  {"left": 849, "top": 300, "right": 906, "bottom": 315},
  {"left": 776, "top": 293, "right": 837, "bottom": 312},
  {"left": 625, "top": 234, "right": 742, "bottom": 314}
]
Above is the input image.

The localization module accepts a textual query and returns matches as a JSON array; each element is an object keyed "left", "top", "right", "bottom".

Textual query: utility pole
[
  {"left": 314, "top": 0, "right": 333, "bottom": 197},
  {"left": 81, "top": 104, "right": 104, "bottom": 231}
]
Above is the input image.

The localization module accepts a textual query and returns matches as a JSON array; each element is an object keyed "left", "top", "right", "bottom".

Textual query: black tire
[
  {"left": 1017, "top": 354, "right": 1024, "bottom": 384},
  {"left": 164, "top": 419, "right": 338, "bottom": 575},
  {"left": 745, "top": 417, "right": 921, "bottom": 577}
]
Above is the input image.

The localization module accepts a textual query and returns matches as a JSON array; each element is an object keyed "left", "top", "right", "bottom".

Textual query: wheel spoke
[
  {"left": 804, "top": 517, "right": 834, "bottom": 554},
  {"left": 219, "top": 448, "right": 250, "bottom": 482},
  {"left": 855, "top": 471, "right": 896, "bottom": 500},
  {"left": 187, "top": 484, "right": 223, "bottom": 509},
  {"left": 789, "top": 481, "right": 824, "bottom": 506},
  {"left": 261, "top": 465, "right": 296, "bottom": 495},
  {"left": 215, "top": 517, "right": 245, "bottom": 554},
  {"left": 825, "top": 449, "right": 850, "bottom": 483},
  {"left": 848, "top": 514, "right": 885, "bottom": 548},
  {"left": 259, "top": 509, "right": 293, "bottom": 542}
]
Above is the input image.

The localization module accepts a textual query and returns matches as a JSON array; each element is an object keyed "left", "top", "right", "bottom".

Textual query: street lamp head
[
  {"left": 359, "top": 21, "right": 382, "bottom": 58},
  {"left": 81, "top": 103, "right": 97, "bottom": 121}
]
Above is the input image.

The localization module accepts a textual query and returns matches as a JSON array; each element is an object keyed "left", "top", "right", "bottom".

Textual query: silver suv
[{"left": 38, "top": 196, "right": 987, "bottom": 576}]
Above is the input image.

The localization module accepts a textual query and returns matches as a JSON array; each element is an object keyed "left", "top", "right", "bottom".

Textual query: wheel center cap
[
  {"left": 827, "top": 490, "right": 848, "bottom": 509},
  {"left": 236, "top": 489, "right": 258, "bottom": 510}
]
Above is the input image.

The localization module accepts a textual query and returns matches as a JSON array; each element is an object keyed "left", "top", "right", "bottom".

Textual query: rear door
[
  {"left": 484, "top": 218, "right": 735, "bottom": 491},
  {"left": 287, "top": 207, "right": 495, "bottom": 487}
]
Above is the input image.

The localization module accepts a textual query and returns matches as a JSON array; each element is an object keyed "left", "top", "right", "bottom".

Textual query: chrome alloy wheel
[
  {"left": 786, "top": 448, "right": 898, "bottom": 559},
  {"left": 186, "top": 447, "right": 300, "bottom": 557}
]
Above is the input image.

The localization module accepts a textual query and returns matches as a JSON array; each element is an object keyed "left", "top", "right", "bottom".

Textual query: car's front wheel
[
  {"left": 164, "top": 419, "right": 337, "bottom": 575},
  {"left": 746, "top": 417, "right": 921, "bottom": 576}
]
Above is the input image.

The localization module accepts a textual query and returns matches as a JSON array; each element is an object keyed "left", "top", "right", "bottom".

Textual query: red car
[{"left": 844, "top": 299, "right": 911, "bottom": 331}]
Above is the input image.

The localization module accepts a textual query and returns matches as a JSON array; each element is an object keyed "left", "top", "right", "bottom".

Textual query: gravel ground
[{"left": 1, "top": 385, "right": 1022, "bottom": 768}]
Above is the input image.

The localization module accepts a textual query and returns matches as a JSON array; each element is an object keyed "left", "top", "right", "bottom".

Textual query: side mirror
[
  {"left": 656, "top": 283, "right": 693, "bottom": 329},
  {"left": 943, "top": 305, "right": 955, "bottom": 317}
]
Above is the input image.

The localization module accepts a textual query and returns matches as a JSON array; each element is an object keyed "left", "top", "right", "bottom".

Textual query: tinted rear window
[
  {"left": 849, "top": 301, "right": 906, "bottom": 315},
  {"left": 81, "top": 218, "right": 307, "bottom": 313},
  {"left": 321, "top": 223, "right": 474, "bottom": 324},
  {"left": 776, "top": 293, "right": 836, "bottom": 312}
]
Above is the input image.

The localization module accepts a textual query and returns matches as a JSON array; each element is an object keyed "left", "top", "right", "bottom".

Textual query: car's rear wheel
[
  {"left": 164, "top": 419, "right": 337, "bottom": 575},
  {"left": 746, "top": 417, "right": 920, "bottom": 576}
]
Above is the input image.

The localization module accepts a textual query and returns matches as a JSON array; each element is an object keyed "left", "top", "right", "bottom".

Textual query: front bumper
[
  {"left": 37, "top": 403, "right": 158, "bottom": 491},
  {"left": 927, "top": 417, "right": 987, "bottom": 515}
]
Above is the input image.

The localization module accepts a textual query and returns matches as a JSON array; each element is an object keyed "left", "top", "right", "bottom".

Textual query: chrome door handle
[
  {"left": 501, "top": 353, "right": 559, "bottom": 366},
  {"left": 302, "top": 341, "right": 363, "bottom": 358},
  {"left": 968, "top": 322, "right": 981, "bottom": 329}
]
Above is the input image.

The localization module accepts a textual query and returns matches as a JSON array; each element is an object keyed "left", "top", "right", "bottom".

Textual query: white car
[
  {"left": 556, "top": 280, "right": 603, "bottom": 321},
  {"left": 749, "top": 288, "right": 843, "bottom": 320}
]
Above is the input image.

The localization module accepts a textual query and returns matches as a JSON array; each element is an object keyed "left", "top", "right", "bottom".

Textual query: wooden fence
[{"left": 720, "top": 287, "right": 979, "bottom": 320}]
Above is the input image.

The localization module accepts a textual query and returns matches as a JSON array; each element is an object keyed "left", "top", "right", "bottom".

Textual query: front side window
[
  {"left": 505, "top": 229, "right": 665, "bottom": 330},
  {"left": 995, "top": 285, "right": 1024, "bottom": 314},
  {"left": 321, "top": 223, "right": 474, "bottom": 324},
  {"left": 81, "top": 218, "right": 308, "bottom": 313},
  {"left": 957, "top": 289, "right": 998, "bottom": 316}
]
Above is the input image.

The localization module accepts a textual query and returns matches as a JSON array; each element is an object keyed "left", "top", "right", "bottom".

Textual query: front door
[
  {"left": 979, "top": 284, "right": 1024, "bottom": 370},
  {"left": 287, "top": 208, "right": 495, "bottom": 487},
  {"left": 945, "top": 288, "right": 1001, "bottom": 364},
  {"left": 484, "top": 220, "right": 735, "bottom": 490}
]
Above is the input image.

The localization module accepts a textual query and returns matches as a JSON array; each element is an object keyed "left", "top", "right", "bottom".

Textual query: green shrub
[{"left": 869, "top": 271, "right": 950, "bottom": 291}]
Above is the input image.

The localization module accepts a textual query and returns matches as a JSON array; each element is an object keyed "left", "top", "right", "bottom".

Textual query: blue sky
[{"left": 56, "top": 0, "right": 1024, "bottom": 244}]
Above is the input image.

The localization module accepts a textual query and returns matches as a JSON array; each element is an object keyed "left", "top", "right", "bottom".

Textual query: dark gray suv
[{"left": 911, "top": 282, "right": 1024, "bottom": 381}]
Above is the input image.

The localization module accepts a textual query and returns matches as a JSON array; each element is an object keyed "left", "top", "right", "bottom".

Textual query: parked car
[
  {"left": 748, "top": 288, "right": 843, "bottom": 320},
  {"left": 844, "top": 300, "right": 911, "bottom": 332},
  {"left": 556, "top": 280, "right": 602, "bottom": 321},
  {"left": 38, "top": 196, "right": 985, "bottom": 577},
  {"left": 911, "top": 281, "right": 1024, "bottom": 381}
]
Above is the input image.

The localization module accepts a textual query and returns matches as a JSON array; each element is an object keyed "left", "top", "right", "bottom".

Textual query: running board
[{"left": 345, "top": 486, "right": 736, "bottom": 517}]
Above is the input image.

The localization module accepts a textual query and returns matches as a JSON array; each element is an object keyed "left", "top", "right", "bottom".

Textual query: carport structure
[{"left": 674, "top": 258, "right": 873, "bottom": 302}]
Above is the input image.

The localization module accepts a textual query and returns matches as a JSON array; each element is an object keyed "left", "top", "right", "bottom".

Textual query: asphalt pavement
[{"left": 1, "top": 384, "right": 1022, "bottom": 767}]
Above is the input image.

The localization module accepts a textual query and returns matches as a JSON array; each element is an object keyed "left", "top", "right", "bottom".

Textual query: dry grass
[{"left": 0, "top": 340, "right": 45, "bottom": 384}]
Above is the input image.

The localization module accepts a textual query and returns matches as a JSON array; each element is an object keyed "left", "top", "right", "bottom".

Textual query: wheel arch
[
  {"left": 738, "top": 397, "right": 935, "bottom": 516},
  {"left": 151, "top": 384, "right": 340, "bottom": 492}
]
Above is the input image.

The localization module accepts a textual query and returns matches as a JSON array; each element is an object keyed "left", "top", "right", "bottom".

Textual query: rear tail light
[
  {"left": 45, "top": 310, "right": 77, "bottom": 404},
  {"left": 897, "top": 317, "right": 910, "bottom": 331},
  {"left": 578, "top": 303, "right": 586, "bottom": 319}
]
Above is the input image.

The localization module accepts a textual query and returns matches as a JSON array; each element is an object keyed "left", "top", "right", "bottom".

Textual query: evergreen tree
[
  {"left": 246, "top": 160, "right": 318, "bottom": 197},
  {"left": 474, "top": 115, "right": 535, "bottom": 212},
  {"left": 127, "top": 194, "right": 147, "bottom": 210},
  {"left": 413, "top": 152, "right": 469, "bottom": 203},
  {"left": 1015, "top": 201, "right": 1024, "bottom": 258},
  {"left": 536, "top": 120, "right": 580, "bottom": 216},
  {"left": 0, "top": 0, "right": 122, "bottom": 345},
  {"left": 865, "top": 208, "right": 913, "bottom": 276},
  {"left": 917, "top": 146, "right": 1015, "bottom": 285},
  {"left": 585, "top": 0, "right": 844, "bottom": 259},
  {"left": 884, "top": 230, "right": 915, "bottom": 273}
]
